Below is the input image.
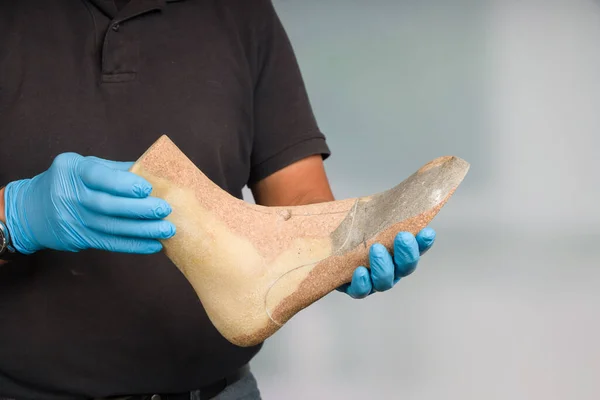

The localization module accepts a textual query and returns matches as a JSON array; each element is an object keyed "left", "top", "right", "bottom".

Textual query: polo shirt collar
[{"left": 87, "top": 0, "right": 184, "bottom": 20}]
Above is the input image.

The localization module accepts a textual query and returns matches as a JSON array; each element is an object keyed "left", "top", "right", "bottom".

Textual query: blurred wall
[{"left": 243, "top": 1, "right": 600, "bottom": 399}]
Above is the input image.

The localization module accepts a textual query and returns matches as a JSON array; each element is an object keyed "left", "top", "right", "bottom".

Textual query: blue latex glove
[
  {"left": 4, "top": 153, "right": 175, "bottom": 255},
  {"left": 337, "top": 228, "right": 436, "bottom": 298}
]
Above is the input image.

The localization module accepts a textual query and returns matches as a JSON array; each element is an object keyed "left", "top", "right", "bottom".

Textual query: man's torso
[{"left": 0, "top": 1, "right": 265, "bottom": 397}]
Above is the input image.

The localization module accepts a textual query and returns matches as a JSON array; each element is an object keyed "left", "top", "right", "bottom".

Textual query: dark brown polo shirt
[{"left": 0, "top": 0, "right": 330, "bottom": 398}]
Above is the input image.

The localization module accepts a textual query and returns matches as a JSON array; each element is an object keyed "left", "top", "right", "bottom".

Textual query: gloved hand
[
  {"left": 337, "top": 228, "right": 436, "bottom": 298},
  {"left": 4, "top": 152, "right": 175, "bottom": 255}
]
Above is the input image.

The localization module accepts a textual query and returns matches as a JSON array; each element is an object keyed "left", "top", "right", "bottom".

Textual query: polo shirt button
[
  {"left": 150, "top": 395, "right": 161, "bottom": 400},
  {"left": 111, "top": 23, "right": 120, "bottom": 32}
]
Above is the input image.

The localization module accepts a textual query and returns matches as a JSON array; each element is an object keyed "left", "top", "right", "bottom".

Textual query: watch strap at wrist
[{"left": 0, "top": 219, "right": 15, "bottom": 256}]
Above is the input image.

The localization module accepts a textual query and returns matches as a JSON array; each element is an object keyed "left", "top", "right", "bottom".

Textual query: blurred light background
[{"left": 243, "top": 0, "right": 600, "bottom": 399}]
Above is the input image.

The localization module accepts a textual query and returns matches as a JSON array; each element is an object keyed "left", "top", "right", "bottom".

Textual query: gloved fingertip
[
  {"left": 369, "top": 242, "right": 387, "bottom": 257},
  {"left": 153, "top": 202, "right": 172, "bottom": 218},
  {"left": 163, "top": 222, "right": 176, "bottom": 238},
  {"left": 147, "top": 241, "right": 164, "bottom": 254},
  {"left": 416, "top": 228, "right": 436, "bottom": 255},
  {"left": 396, "top": 231, "right": 415, "bottom": 246},
  {"left": 347, "top": 285, "right": 370, "bottom": 299},
  {"left": 420, "top": 227, "right": 436, "bottom": 242},
  {"left": 354, "top": 266, "right": 368, "bottom": 279},
  {"left": 132, "top": 183, "right": 152, "bottom": 198},
  {"left": 121, "top": 240, "right": 163, "bottom": 254},
  {"left": 347, "top": 267, "right": 372, "bottom": 299}
]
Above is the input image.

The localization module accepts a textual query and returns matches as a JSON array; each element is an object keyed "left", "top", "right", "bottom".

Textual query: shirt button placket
[{"left": 101, "top": 18, "right": 138, "bottom": 83}]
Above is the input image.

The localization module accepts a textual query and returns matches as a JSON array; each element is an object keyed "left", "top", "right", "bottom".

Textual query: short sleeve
[{"left": 247, "top": 1, "right": 331, "bottom": 185}]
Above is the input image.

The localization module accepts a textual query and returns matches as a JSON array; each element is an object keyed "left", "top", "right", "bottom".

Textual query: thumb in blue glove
[
  {"left": 4, "top": 152, "right": 175, "bottom": 255},
  {"left": 337, "top": 228, "right": 436, "bottom": 298}
]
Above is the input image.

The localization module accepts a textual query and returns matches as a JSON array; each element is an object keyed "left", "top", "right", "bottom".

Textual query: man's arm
[
  {"left": 244, "top": 1, "right": 434, "bottom": 299},
  {"left": 249, "top": 155, "right": 436, "bottom": 299},
  {"left": 250, "top": 155, "right": 334, "bottom": 206}
]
